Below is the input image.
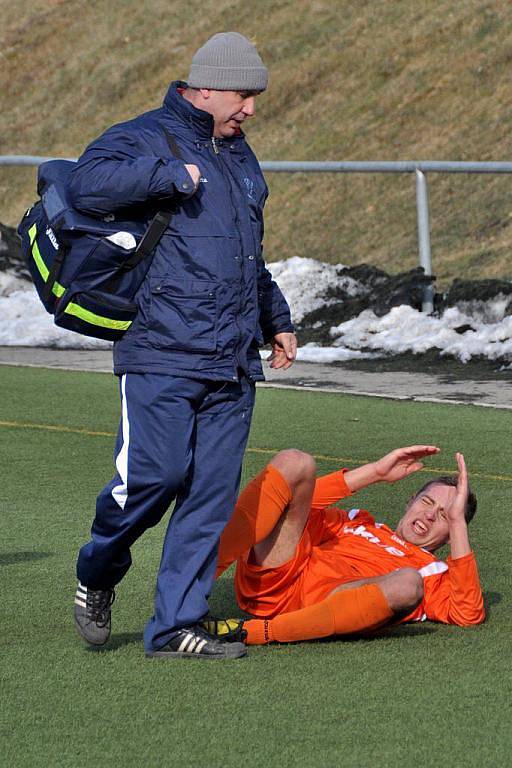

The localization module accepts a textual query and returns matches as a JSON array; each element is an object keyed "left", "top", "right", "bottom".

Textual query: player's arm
[
  {"left": 421, "top": 453, "right": 484, "bottom": 625},
  {"left": 445, "top": 452, "right": 471, "bottom": 558},
  {"left": 311, "top": 445, "right": 439, "bottom": 510},
  {"left": 421, "top": 554, "right": 485, "bottom": 626},
  {"left": 345, "top": 445, "right": 440, "bottom": 492}
]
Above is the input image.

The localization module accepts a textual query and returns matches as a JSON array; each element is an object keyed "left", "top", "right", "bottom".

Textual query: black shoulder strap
[
  {"left": 164, "top": 130, "right": 184, "bottom": 160},
  {"left": 120, "top": 130, "right": 184, "bottom": 270}
]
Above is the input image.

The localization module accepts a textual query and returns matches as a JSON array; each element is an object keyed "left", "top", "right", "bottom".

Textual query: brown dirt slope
[{"left": 1, "top": 0, "right": 511, "bottom": 285}]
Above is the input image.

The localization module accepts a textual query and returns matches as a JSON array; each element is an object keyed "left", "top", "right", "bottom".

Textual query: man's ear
[{"left": 199, "top": 88, "right": 212, "bottom": 99}]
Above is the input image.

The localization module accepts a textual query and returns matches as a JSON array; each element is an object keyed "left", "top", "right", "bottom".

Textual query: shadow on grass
[
  {"left": 305, "top": 624, "right": 439, "bottom": 646},
  {"left": 0, "top": 551, "right": 53, "bottom": 566},
  {"left": 209, "top": 577, "right": 243, "bottom": 617},
  {"left": 368, "top": 624, "right": 439, "bottom": 640},
  {"left": 85, "top": 631, "right": 143, "bottom": 653},
  {"left": 483, "top": 590, "right": 502, "bottom": 618}
]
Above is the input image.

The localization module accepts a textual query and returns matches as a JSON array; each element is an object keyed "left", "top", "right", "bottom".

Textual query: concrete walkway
[{"left": 1, "top": 346, "right": 511, "bottom": 409}]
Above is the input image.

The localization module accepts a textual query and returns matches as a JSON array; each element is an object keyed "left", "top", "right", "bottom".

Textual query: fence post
[{"left": 415, "top": 169, "right": 434, "bottom": 313}]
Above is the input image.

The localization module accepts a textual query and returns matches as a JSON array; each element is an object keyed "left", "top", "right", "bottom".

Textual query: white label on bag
[{"left": 106, "top": 232, "right": 137, "bottom": 250}]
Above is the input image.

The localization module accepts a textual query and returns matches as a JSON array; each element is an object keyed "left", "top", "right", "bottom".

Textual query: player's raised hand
[
  {"left": 345, "top": 445, "right": 439, "bottom": 493},
  {"left": 447, "top": 452, "right": 469, "bottom": 524},
  {"left": 444, "top": 452, "right": 473, "bottom": 559},
  {"left": 373, "top": 445, "right": 440, "bottom": 484}
]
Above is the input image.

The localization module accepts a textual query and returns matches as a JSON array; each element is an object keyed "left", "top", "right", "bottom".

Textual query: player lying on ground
[{"left": 206, "top": 445, "right": 485, "bottom": 644}]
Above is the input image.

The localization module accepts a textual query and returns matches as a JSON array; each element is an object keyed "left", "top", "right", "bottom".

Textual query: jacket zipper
[{"left": 210, "top": 136, "right": 245, "bottom": 377}]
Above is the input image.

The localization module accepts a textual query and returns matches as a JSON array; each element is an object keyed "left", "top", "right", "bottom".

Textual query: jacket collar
[
  {"left": 162, "top": 81, "right": 248, "bottom": 150},
  {"left": 163, "top": 80, "right": 215, "bottom": 140}
]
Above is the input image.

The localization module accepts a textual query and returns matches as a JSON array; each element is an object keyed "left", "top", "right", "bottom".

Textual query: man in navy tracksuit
[{"left": 71, "top": 32, "right": 296, "bottom": 659}]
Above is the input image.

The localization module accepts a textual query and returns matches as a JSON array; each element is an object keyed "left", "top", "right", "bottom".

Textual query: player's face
[
  {"left": 205, "top": 89, "right": 259, "bottom": 138},
  {"left": 396, "top": 483, "right": 457, "bottom": 551}
]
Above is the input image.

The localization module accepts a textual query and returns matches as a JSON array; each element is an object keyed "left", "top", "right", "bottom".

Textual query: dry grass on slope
[{"left": 1, "top": 0, "right": 511, "bottom": 283}]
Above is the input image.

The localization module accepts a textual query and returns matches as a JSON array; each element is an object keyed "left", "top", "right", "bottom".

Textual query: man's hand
[
  {"left": 345, "top": 445, "right": 439, "bottom": 493},
  {"left": 373, "top": 445, "right": 440, "bottom": 484},
  {"left": 184, "top": 164, "right": 201, "bottom": 192},
  {"left": 267, "top": 332, "right": 297, "bottom": 370}
]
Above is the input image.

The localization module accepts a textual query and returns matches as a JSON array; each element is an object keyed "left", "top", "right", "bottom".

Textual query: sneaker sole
[
  {"left": 74, "top": 617, "right": 110, "bottom": 647},
  {"left": 145, "top": 647, "right": 247, "bottom": 660}
]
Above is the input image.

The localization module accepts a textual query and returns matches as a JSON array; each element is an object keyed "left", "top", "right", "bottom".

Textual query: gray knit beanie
[{"left": 187, "top": 32, "right": 268, "bottom": 91}]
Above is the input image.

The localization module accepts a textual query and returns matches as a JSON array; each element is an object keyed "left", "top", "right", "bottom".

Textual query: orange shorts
[{"left": 233, "top": 466, "right": 354, "bottom": 618}]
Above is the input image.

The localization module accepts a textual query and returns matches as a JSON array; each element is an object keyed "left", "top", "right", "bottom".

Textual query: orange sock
[
  {"left": 216, "top": 465, "right": 291, "bottom": 578},
  {"left": 243, "top": 584, "right": 393, "bottom": 644}
]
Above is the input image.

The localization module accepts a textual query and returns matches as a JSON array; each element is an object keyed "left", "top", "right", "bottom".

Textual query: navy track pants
[{"left": 76, "top": 372, "right": 255, "bottom": 651}]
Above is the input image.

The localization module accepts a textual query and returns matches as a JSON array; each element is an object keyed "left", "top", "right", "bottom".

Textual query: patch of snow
[
  {"left": 329, "top": 305, "right": 512, "bottom": 362},
  {"left": 296, "top": 344, "right": 378, "bottom": 363},
  {"left": 0, "top": 287, "right": 111, "bottom": 348},
  {"left": 0, "top": 257, "right": 510, "bottom": 363},
  {"left": 452, "top": 295, "right": 510, "bottom": 324},
  {"left": 267, "top": 257, "right": 363, "bottom": 322},
  {"left": 0, "top": 272, "right": 31, "bottom": 297}
]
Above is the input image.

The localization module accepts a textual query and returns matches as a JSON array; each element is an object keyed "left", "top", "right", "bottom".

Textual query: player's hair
[{"left": 413, "top": 476, "right": 477, "bottom": 524}]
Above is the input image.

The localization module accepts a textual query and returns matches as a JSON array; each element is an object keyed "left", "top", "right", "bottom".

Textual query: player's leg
[
  {"left": 253, "top": 450, "right": 317, "bottom": 567},
  {"left": 216, "top": 449, "right": 316, "bottom": 577},
  {"left": 328, "top": 568, "right": 424, "bottom": 616},
  {"left": 242, "top": 568, "right": 423, "bottom": 645}
]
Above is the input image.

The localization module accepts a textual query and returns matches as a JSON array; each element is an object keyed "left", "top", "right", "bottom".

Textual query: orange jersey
[{"left": 234, "top": 468, "right": 485, "bottom": 626}]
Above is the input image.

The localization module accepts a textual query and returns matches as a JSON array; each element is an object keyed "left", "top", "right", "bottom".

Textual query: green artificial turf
[{"left": 1, "top": 365, "right": 511, "bottom": 767}]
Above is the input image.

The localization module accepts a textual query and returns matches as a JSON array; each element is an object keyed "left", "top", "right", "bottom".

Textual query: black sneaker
[
  {"left": 201, "top": 617, "right": 247, "bottom": 644},
  {"left": 146, "top": 624, "right": 247, "bottom": 660},
  {"left": 74, "top": 581, "right": 115, "bottom": 646}
]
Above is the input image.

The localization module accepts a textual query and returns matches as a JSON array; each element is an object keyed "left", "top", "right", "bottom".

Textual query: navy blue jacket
[{"left": 69, "top": 81, "right": 293, "bottom": 381}]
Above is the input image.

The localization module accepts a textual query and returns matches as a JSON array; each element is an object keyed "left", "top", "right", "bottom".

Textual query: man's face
[
  {"left": 395, "top": 483, "right": 457, "bottom": 552},
  {"left": 201, "top": 89, "right": 259, "bottom": 138}
]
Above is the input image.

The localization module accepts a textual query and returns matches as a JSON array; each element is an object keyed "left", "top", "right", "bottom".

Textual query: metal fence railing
[{"left": 3, "top": 155, "right": 512, "bottom": 312}]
